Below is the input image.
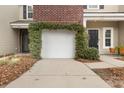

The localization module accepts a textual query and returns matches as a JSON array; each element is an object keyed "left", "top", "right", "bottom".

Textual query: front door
[
  {"left": 88, "top": 29, "right": 98, "bottom": 49},
  {"left": 20, "top": 29, "right": 29, "bottom": 53}
]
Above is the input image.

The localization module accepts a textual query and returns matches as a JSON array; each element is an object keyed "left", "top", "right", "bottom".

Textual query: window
[
  {"left": 103, "top": 28, "right": 113, "bottom": 48},
  {"left": 87, "top": 5, "right": 99, "bottom": 9},
  {"left": 27, "top": 5, "right": 33, "bottom": 19},
  {"left": 105, "top": 30, "right": 111, "bottom": 46}
]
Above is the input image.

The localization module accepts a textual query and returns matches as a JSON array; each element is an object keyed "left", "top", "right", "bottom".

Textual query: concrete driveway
[{"left": 6, "top": 59, "right": 110, "bottom": 88}]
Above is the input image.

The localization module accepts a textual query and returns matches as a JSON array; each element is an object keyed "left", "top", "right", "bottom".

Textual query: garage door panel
[{"left": 41, "top": 30, "right": 75, "bottom": 58}]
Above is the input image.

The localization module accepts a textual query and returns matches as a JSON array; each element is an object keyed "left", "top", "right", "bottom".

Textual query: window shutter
[
  {"left": 23, "top": 5, "right": 27, "bottom": 19},
  {"left": 83, "top": 5, "right": 87, "bottom": 9},
  {"left": 100, "top": 5, "right": 104, "bottom": 9}
]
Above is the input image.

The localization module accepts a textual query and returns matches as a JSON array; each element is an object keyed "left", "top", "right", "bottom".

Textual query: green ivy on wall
[{"left": 28, "top": 22, "right": 88, "bottom": 59}]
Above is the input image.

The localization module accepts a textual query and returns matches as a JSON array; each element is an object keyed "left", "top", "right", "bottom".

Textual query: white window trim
[
  {"left": 87, "top": 5, "right": 99, "bottom": 9},
  {"left": 26, "top": 5, "right": 33, "bottom": 20},
  {"left": 103, "top": 27, "right": 114, "bottom": 49}
]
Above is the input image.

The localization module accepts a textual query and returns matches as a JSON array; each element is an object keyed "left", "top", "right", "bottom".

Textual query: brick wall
[{"left": 33, "top": 5, "right": 83, "bottom": 24}]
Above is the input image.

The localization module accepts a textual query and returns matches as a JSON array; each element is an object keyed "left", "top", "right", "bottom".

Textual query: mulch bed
[
  {"left": 93, "top": 68, "right": 124, "bottom": 88},
  {"left": 77, "top": 59, "right": 103, "bottom": 63},
  {"left": 0, "top": 55, "right": 37, "bottom": 86},
  {"left": 115, "top": 58, "right": 124, "bottom": 61}
]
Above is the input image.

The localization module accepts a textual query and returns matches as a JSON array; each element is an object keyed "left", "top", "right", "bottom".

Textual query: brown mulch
[
  {"left": 0, "top": 55, "right": 37, "bottom": 86},
  {"left": 115, "top": 58, "right": 124, "bottom": 61},
  {"left": 93, "top": 67, "right": 124, "bottom": 88},
  {"left": 77, "top": 59, "right": 103, "bottom": 63}
]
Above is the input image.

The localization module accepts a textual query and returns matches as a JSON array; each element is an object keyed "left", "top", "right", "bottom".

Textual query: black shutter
[
  {"left": 23, "top": 5, "right": 27, "bottom": 19},
  {"left": 83, "top": 5, "right": 87, "bottom": 9},
  {"left": 100, "top": 5, "right": 104, "bottom": 9}
]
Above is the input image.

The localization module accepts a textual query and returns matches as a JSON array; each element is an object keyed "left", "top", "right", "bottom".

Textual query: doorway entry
[
  {"left": 20, "top": 29, "right": 29, "bottom": 53},
  {"left": 88, "top": 29, "right": 99, "bottom": 49}
]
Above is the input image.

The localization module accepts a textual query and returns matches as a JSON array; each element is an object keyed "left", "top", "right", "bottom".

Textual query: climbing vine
[{"left": 28, "top": 22, "right": 88, "bottom": 59}]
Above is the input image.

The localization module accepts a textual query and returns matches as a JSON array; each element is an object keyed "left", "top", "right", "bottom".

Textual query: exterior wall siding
[
  {"left": 0, "top": 6, "right": 19, "bottom": 56},
  {"left": 119, "top": 5, "right": 124, "bottom": 12},
  {"left": 84, "top": 5, "right": 124, "bottom": 54},
  {"left": 19, "top": 5, "right": 23, "bottom": 20},
  {"left": 33, "top": 5, "right": 83, "bottom": 23},
  {"left": 84, "top": 5, "right": 119, "bottom": 12},
  {"left": 87, "top": 21, "right": 119, "bottom": 54},
  {"left": 118, "top": 22, "right": 124, "bottom": 45},
  {"left": 1, "top": 5, "right": 124, "bottom": 56}
]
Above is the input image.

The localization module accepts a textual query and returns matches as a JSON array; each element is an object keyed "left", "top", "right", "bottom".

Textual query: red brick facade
[{"left": 33, "top": 5, "right": 83, "bottom": 24}]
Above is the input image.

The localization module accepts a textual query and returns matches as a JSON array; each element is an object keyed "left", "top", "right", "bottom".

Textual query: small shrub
[
  {"left": 0, "top": 60, "right": 8, "bottom": 65},
  {"left": 8, "top": 58, "right": 20, "bottom": 65},
  {"left": 75, "top": 31, "right": 88, "bottom": 59},
  {"left": 80, "top": 48, "right": 99, "bottom": 60},
  {"left": 115, "top": 45, "right": 124, "bottom": 55},
  {"left": 0, "top": 57, "right": 19, "bottom": 65}
]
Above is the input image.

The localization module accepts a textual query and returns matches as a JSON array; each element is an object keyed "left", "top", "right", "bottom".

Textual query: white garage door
[{"left": 41, "top": 30, "right": 75, "bottom": 58}]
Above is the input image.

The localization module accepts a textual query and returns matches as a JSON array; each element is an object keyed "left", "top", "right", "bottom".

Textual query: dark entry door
[
  {"left": 88, "top": 29, "right": 98, "bottom": 49},
  {"left": 21, "top": 30, "right": 29, "bottom": 53}
]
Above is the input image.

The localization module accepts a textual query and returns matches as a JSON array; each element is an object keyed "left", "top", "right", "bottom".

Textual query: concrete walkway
[
  {"left": 6, "top": 59, "right": 110, "bottom": 88},
  {"left": 85, "top": 55, "right": 124, "bottom": 69},
  {"left": 101, "top": 55, "right": 124, "bottom": 67}
]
